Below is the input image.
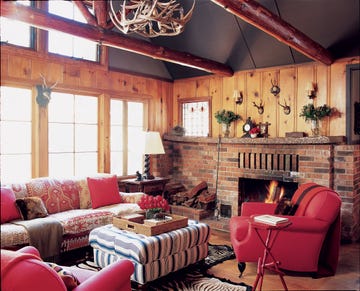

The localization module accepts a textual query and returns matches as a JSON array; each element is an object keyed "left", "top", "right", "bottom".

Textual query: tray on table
[{"left": 113, "top": 214, "right": 188, "bottom": 236}]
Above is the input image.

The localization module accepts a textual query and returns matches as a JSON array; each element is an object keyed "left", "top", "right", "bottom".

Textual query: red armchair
[
  {"left": 230, "top": 183, "right": 341, "bottom": 278},
  {"left": 1, "top": 246, "right": 134, "bottom": 291}
]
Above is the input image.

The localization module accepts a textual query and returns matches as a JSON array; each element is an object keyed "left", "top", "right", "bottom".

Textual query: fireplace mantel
[{"left": 164, "top": 134, "right": 346, "bottom": 145}]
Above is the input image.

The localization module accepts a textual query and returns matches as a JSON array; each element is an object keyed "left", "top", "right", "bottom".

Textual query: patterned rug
[{"left": 75, "top": 244, "right": 252, "bottom": 291}]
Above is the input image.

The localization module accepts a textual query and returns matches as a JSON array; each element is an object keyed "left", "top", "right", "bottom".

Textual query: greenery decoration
[
  {"left": 299, "top": 103, "right": 333, "bottom": 121},
  {"left": 214, "top": 109, "right": 241, "bottom": 125}
]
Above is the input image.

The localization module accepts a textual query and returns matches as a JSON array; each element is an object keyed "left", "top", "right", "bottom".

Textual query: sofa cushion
[
  {"left": 15, "top": 197, "right": 48, "bottom": 220},
  {"left": 87, "top": 175, "right": 122, "bottom": 209},
  {"left": 26, "top": 178, "right": 80, "bottom": 214},
  {"left": 49, "top": 209, "right": 113, "bottom": 235},
  {"left": 47, "top": 262, "right": 80, "bottom": 290},
  {"left": 74, "top": 178, "right": 92, "bottom": 209},
  {"left": 0, "top": 223, "right": 30, "bottom": 247},
  {"left": 1, "top": 187, "right": 21, "bottom": 224}
]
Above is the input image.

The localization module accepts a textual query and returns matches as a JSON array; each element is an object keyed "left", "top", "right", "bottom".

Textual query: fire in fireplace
[{"left": 239, "top": 178, "right": 298, "bottom": 205}]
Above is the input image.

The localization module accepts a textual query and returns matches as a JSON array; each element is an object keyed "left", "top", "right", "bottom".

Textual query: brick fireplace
[{"left": 155, "top": 135, "right": 360, "bottom": 242}]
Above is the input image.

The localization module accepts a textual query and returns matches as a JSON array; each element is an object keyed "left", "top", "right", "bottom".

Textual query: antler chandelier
[{"left": 109, "top": 0, "right": 195, "bottom": 37}]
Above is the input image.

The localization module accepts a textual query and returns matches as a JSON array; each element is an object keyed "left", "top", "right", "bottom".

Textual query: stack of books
[{"left": 254, "top": 214, "right": 289, "bottom": 226}]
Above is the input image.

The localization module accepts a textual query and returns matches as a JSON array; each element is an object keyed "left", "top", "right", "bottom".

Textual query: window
[
  {"left": 180, "top": 99, "right": 210, "bottom": 137},
  {"left": 48, "top": 1, "right": 98, "bottom": 61},
  {"left": 0, "top": 86, "right": 32, "bottom": 183},
  {"left": 0, "top": 1, "right": 34, "bottom": 48},
  {"left": 48, "top": 92, "right": 98, "bottom": 177},
  {"left": 110, "top": 100, "right": 144, "bottom": 175}
]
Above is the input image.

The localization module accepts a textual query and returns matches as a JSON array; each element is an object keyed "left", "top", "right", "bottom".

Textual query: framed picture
[{"left": 346, "top": 64, "right": 360, "bottom": 144}]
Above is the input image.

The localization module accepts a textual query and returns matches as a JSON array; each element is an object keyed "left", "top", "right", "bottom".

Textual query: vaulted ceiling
[{"left": 2, "top": 0, "right": 359, "bottom": 81}]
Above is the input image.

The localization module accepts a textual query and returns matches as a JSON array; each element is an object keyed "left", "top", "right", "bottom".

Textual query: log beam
[
  {"left": 72, "top": 1, "right": 97, "bottom": 27},
  {"left": 92, "top": 0, "right": 108, "bottom": 28},
  {"left": 211, "top": 0, "right": 333, "bottom": 65},
  {"left": 1, "top": 1, "right": 233, "bottom": 77}
]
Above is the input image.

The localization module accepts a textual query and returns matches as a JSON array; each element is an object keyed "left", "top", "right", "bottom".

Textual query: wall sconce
[
  {"left": 270, "top": 79, "right": 280, "bottom": 96},
  {"left": 307, "top": 82, "right": 318, "bottom": 99},
  {"left": 233, "top": 90, "right": 243, "bottom": 105}
]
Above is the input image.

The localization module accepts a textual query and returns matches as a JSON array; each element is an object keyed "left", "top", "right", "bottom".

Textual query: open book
[{"left": 254, "top": 215, "right": 289, "bottom": 226}]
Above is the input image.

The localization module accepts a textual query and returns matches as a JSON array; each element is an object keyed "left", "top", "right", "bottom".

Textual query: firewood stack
[{"left": 171, "top": 181, "right": 216, "bottom": 210}]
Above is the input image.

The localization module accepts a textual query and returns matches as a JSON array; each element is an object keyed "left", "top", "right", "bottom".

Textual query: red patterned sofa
[{"left": 1, "top": 174, "right": 145, "bottom": 259}]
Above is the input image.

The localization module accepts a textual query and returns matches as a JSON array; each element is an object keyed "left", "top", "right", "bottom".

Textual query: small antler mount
[{"left": 36, "top": 74, "right": 58, "bottom": 107}]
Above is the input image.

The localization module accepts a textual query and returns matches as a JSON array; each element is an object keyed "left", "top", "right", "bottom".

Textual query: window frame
[
  {"left": 110, "top": 97, "right": 148, "bottom": 176},
  {"left": 178, "top": 97, "right": 212, "bottom": 137},
  {"left": 0, "top": 1, "right": 36, "bottom": 50}
]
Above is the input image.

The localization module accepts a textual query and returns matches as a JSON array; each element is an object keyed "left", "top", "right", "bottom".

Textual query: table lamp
[{"left": 143, "top": 131, "right": 165, "bottom": 179}]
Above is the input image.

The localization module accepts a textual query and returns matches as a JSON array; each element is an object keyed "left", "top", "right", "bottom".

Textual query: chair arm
[
  {"left": 17, "top": 246, "right": 41, "bottom": 258},
  {"left": 241, "top": 202, "right": 277, "bottom": 216},
  {"left": 284, "top": 216, "right": 329, "bottom": 233},
  {"left": 74, "top": 259, "right": 134, "bottom": 291}
]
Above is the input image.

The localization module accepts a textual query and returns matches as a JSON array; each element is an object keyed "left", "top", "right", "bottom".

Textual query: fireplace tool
[{"left": 214, "top": 135, "right": 221, "bottom": 220}]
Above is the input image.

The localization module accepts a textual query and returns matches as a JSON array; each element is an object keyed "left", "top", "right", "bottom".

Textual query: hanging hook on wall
[
  {"left": 278, "top": 99, "right": 291, "bottom": 115},
  {"left": 253, "top": 100, "right": 264, "bottom": 115},
  {"left": 270, "top": 79, "right": 281, "bottom": 96}
]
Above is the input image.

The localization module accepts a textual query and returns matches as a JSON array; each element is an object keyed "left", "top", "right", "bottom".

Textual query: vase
[
  {"left": 145, "top": 208, "right": 162, "bottom": 219},
  {"left": 250, "top": 133, "right": 258, "bottom": 138},
  {"left": 310, "top": 119, "right": 320, "bottom": 136},
  {"left": 222, "top": 123, "right": 231, "bottom": 138}
]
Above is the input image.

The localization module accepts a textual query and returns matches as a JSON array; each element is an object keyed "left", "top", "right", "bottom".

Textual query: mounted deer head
[
  {"left": 270, "top": 79, "right": 281, "bottom": 96},
  {"left": 36, "top": 74, "right": 58, "bottom": 107},
  {"left": 278, "top": 100, "right": 291, "bottom": 115},
  {"left": 253, "top": 100, "right": 264, "bottom": 115}
]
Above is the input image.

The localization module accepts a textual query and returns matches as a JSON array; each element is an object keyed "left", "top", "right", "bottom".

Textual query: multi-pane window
[
  {"left": 48, "top": 92, "right": 98, "bottom": 177},
  {"left": 48, "top": 1, "right": 98, "bottom": 61},
  {"left": 0, "top": 86, "right": 32, "bottom": 184},
  {"left": 110, "top": 100, "right": 144, "bottom": 176},
  {"left": 0, "top": 1, "right": 33, "bottom": 48},
  {"left": 181, "top": 100, "right": 210, "bottom": 137}
]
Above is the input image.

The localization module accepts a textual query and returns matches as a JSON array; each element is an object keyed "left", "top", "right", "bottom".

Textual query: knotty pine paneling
[{"left": 173, "top": 57, "right": 359, "bottom": 138}]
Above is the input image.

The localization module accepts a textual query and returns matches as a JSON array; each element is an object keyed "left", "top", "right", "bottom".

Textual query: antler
[
  {"left": 109, "top": 0, "right": 195, "bottom": 37},
  {"left": 39, "top": 73, "right": 58, "bottom": 89}
]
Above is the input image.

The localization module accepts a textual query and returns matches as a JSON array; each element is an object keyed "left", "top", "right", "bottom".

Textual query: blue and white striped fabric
[{"left": 89, "top": 221, "right": 210, "bottom": 284}]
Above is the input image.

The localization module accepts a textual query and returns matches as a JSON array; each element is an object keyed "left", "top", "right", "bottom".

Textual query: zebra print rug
[{"left": 76, "top": 244, "right": 252, "bottom": 291}]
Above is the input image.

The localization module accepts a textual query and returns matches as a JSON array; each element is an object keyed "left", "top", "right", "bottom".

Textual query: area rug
[{"left": 75, "top": 244, "right": 252, "bottom": 291}]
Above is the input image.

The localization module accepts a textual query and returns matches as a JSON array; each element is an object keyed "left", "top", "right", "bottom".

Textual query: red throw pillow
[
  {"left": 87, "top": 175, "right": 121, "bottom": 208},
  {"left": 1, "top": 187, "right": 21, "bottom": 223}
]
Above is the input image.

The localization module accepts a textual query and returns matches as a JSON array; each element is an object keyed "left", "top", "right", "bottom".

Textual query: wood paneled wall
[
  {"left": 173, "top": 57, "right": 360, "bottom": 138},
  {"left": 1, "top": 45, "right": 173, "bottom": 175}
]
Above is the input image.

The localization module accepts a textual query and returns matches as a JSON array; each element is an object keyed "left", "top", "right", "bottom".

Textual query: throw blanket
[{"left": 13, "top": 217, "right": 63, "bottom": 259}]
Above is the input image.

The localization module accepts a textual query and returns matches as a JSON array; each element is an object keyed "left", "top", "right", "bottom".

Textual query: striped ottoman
[{"left": 89, "top": 221, "right": 210, "bottom": 284}]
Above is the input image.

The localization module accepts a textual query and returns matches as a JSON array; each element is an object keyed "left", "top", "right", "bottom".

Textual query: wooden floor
[{"left": 208, "top": 229, "right": 360, "bottom": 291}]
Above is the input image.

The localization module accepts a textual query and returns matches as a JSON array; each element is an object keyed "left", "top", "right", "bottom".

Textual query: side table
[
  {"left": 122, "top": 177, "right": 170, "bottom": 197},
  {"left": 249, "top": 216, "right": 292, "bottom": 291}
]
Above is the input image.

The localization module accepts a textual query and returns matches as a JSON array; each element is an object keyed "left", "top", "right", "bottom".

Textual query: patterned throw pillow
[
  {"left": 46, "top": 262, "right": 80, "bottom": 290},
  {"left": 26, "top": 178, "right": 80, "bottom": 214},
  {"left": 15, "top": 197, "right": 48, "bottom": 220},
  {"left": 274, "top": 197, "right": 297, "bottom": 215}
]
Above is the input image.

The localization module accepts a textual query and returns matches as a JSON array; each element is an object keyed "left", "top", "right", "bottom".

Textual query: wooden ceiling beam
[
  {"left": 72, "top": 1, "right": 97, "bottom": 27},
  {"left": 211, "top": 0, "right": 333, "bottom": 65},
  {"left": 92, "top": 0, "right": 108, "bottom": 28},
  {"left": 1, "top": 1, "right": 233, "bottom": 77}
]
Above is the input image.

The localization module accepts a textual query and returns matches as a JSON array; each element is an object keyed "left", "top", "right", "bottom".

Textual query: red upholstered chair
[
  {"left": 1, "top": 246, "right": 134, "bottom": 291},
  {"left": 230, "top": 183, "right": 342, "bottom": 278}
]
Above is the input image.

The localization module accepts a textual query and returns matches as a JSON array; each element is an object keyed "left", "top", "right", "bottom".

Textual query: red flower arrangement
[
  {"left": 249, "top": 127, "right": 260, "bottom": 134},
  {"left": 137, "top": 195, "right": 170, "bottom": 212}
]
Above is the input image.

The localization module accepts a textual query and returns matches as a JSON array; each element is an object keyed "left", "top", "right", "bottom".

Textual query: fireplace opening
[{"left": 239, "top": 178, "right": 298, "bottom": 206}]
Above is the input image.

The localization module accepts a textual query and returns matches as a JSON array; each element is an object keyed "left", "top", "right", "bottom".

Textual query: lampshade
[{"left": 143, "top": 131, "right": 165, "bottom": 155}]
